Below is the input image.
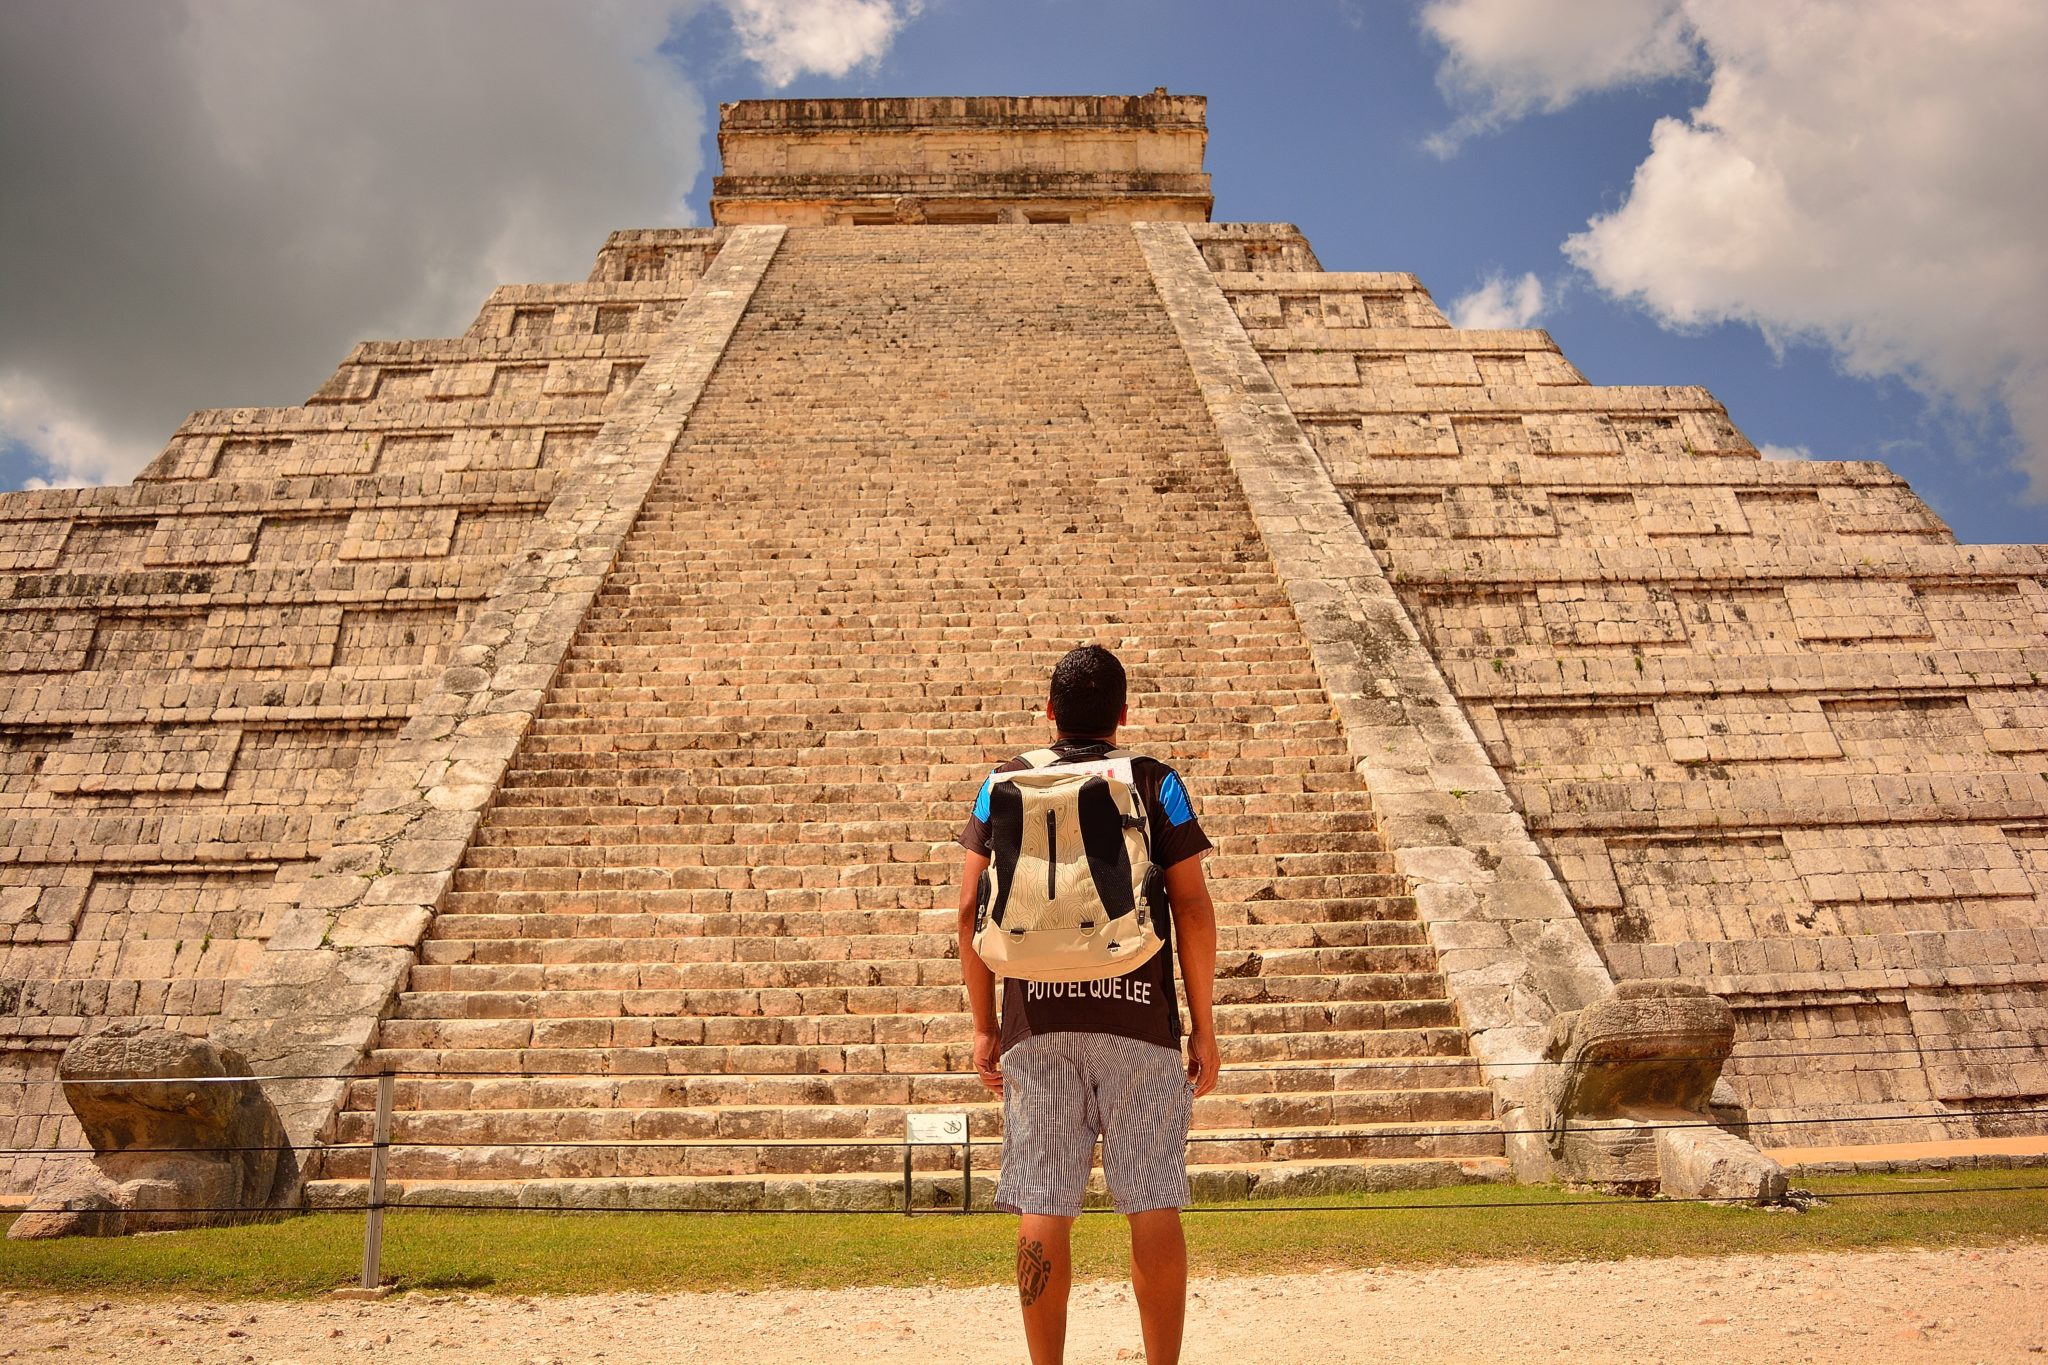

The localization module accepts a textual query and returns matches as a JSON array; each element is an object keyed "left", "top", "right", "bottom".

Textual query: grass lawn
[{"left": 2, "top": 1170, "right": 2042, "bottom": 1299}]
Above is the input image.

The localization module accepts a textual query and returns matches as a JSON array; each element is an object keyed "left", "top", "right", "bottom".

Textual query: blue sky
[{"left": 4, "top": 0, "right": 2042, "bottom": 543}]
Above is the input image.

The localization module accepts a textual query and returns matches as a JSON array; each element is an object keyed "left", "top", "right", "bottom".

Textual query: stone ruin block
[
  {"left": 2, "top": 86, "right": 2043, "bottom": 1225},
  {"left": 339, "top": 506, "right": 459, "bottom": 560},
  {"left": 1636, "top": 485, "right": 1748, "bottom": 537},
  {"left": 1525, "top": 412, "right": 1623, "bottom": 457},
  {"left": 7, "top": 1025, "right": 294, "bottom": 1239},
  {"left": 36, "top": 728, "right": 244, "bottom": 796},
  {"left": 1537, "top": 583, "right": 1689, "bottom": 648},
  {"left": 141, "top": 514, "right": 263, "bottom": 567},
  {"left": 194, "top": 605, "right": 343, "bottom": 670},
  {"left": 0, "top": 869, "right": 93, "bottom": 946},
  {"left": 1405, "top": 351, "right": 1482, "bottom": 387},
  {"left": 543, "top": 359, "right": 615, "bottom": 397},
  {"left": 1452, "top": 415, "right": 1533, "bottom": 458},
  {"left": 1444, "top": 484, "right": 1556, "bottom": 540},
  {"left": 0, "top": 518, "right": 71, "bottom": 571},
  {"left": 0, "top": 609, "right": 96, "bottom": 673},
  {"left": 1271, "top": 351, "right": 1359, "bottom": 387},
  {"left": 1544, "top": 979, "right": 1787, "bottom": 1202},
  {"left": 1784, "top": 579, "right": 1931, "bottom": 642}
]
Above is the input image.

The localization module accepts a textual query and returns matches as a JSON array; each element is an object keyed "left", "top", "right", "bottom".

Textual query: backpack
[{"left": 972, "top": 747, "right": 1168, "bottom": 982}]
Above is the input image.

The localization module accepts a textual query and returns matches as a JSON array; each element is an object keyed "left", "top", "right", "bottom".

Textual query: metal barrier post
[
  {"left": 902, "top": 1112, "right": 967, "bottom": 1217},
  {"left": 359, "top": 1071, "right": 394, "bottom": 1290},
  {"left": 961, "top": 1133, "right": 972, "bottom": 1215}
]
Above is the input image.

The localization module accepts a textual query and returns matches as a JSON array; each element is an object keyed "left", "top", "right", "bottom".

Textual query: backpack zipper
[{"left": 1045, "top": 808, "right": 1058, "bottom": 903}]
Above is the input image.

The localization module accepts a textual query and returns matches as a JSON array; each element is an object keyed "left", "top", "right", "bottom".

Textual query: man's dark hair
[{"left": 1049, "top": 644, "right": 1127, "bottom": 737}]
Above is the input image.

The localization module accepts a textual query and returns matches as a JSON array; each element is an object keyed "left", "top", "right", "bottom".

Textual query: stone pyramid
[{"left": 2, "top": 93, "right": 2041, "bottom": 1213}]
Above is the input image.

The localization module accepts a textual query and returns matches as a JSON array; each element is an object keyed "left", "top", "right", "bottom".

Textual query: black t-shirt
[{"left": 959, "top": 738, "right": 1212, "bottom": 1054}]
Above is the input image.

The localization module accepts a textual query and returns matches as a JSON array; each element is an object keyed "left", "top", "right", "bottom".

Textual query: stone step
[
  {"left": 363, "top": 1013, "right": 1465, "bottom": 1075},
  {"left": 520, "top": 707, "right": 1347, "bottom": 735},
  {"left": 446, "top": 865, "right": 1410, "bottom": 900},
  {"left": 418, "top": 902, "right": 1419, "bottom": 950},
  {"left": 450, "top": 845, "right": 1397, "bottom": 885},
  {"left": 413, "top": 920, "right": 1428, "bottom": 971},
  {"left": 328, "top": 1084, "right": 1496, "bottom": 1147},
  {"left": 524, "top": 688, "right": 1335, "bottom": 713},
  {"left": 386, "top": 967, "right": 1448, "bottom": 1021},
  {"left": 376, "top": 1002, "right": 1466, "bottom": 1055},
  {"left": 482, "top": 786, "right": 1367, "bottom": 816},
  {"left": 301, "top": 1154, "right": 1514, "bottom": 1213},
  {"left": 420, "top": 896, "right": 1420, "bottom": 940},
  {"left": 522, "top": 690, "right": 1344, "bottom": 719},
  {"left": 372, "top": 1002, "right": 1474, "bottom": 1055},
  {"left": 474, "top": 805, "right": 1382, "bottom": 837},
  {"left": 464, "top": 826, "right": 1391, "bottom": 861},
  {"left": 336, "top": 1051, "right": 1485, "bottom": 1115},
  {"left": 456, "top": 818, "right": 1371, "bottom": 855},
  {"left": 312, "top": 1119, "right": 1507, "bottom": 1181},
  {"left": 396, "top": 945, "right": 1439, "bottom": 997},
  {"left": 488, "top": 759, "right": 1357, "bottom": 793}
]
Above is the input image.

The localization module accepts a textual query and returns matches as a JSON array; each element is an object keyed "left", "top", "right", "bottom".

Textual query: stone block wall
[
  {"left": 712, "top": 93, "right": 1213, "bottom": 225},
  {"left": 0, "top": 230, "right": 731, "bottom": 1197},
  {"left": 1208, "top": 237, "right": 2048, "bottom": 1145}
]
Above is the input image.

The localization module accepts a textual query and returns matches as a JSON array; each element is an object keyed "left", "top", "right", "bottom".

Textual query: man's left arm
[{"left": 1164, "top": 856, "right": 1219, "bottom": 1097}]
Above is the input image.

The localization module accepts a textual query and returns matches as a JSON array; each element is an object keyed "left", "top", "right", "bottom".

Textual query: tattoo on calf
[{"left": 1016, "top": 1237, "right": 1053, "bottom": 1307}]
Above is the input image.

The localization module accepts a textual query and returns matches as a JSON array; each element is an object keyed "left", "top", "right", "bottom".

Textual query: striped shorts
[{"left": 995, "top": 1031, "right": 1195, "bottom": 1217}]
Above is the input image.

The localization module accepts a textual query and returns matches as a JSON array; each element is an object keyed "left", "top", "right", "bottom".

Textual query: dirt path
[{"left": 5, "top": 1245, "right": 2043, "bottom": 1364}]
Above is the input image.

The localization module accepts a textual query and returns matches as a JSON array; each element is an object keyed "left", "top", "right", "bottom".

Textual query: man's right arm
[{"left": 957, "top": 849, "right": 1000, "bottom": 1094}]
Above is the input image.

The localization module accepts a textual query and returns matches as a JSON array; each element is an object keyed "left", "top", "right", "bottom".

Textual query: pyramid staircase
[{"left": 306, "top": 226, "right": 1507, "bottom": 1209}]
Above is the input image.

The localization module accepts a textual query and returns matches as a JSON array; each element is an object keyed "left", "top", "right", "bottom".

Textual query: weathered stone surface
[
  {"left": 7, "top": 1025, "right": 292, "bottom": 1238},
  {"left": 1225, "top": 247, "right": 2048, "bottom": 1147},
  {"left": 1657, "top": 1125, "right": 1789, "bottom": 1203},
  {"left": 1543, "top": 981, "right": 1784, "bottom": 1200},
  {"left": 713, "top": 92, "right": 1211, "bottom": 225},
  {"left": 1547, "top": 979, "right": 1733, "bottom": 1122}
]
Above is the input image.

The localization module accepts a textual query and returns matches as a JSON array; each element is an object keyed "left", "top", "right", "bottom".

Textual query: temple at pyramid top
[{"left": 711, "top": 90, "right": 1213, "bottom": 225}]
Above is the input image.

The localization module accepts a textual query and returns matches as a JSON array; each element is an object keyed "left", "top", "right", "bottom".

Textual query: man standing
[{"left": 957, "top": 644, "right": 1220, "bottom": 1365}]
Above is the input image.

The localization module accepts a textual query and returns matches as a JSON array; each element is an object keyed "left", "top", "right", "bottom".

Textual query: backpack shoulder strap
[{"left": 1018, "top": 748, "right": 1061, "bottom": 769}]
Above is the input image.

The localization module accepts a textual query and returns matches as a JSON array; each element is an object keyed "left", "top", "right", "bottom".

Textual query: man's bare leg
[
  {"left": 1128, "top": 1207, "right": 1187, "bottom": 1365},
  {"left": 1018, "top": 1213, "right": 1075, "bottom": 1364}
]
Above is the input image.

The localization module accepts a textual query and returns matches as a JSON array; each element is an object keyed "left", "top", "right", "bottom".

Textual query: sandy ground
[{"left": 4, "top": 1245, "right": 2044, "bottom": 1364}]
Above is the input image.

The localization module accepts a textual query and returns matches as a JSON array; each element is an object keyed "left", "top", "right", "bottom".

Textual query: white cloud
[
  {"left": 1449, "top": 271, "right": 1546, "bottom": 330},
  {"left": 1758, "top": 443, "right": 1810, "bottom": 463},
  {"left": 0, "top": 0, "right": 938, "bottom": 489},
  {"left": 1427, "top": 0, "right": 2048, "bottom": 499},
  {"left": 0, "top": 1, "right": 706, "bottom": 488},
  {"left": 0, "top": 376, "right": 134, "bottom": 486},
  {"left": 720, "top": 0, "right": 919, "bottom": 87},
  {"left": 1420, "top": 0, "right": 1695, "bottom": 151}
]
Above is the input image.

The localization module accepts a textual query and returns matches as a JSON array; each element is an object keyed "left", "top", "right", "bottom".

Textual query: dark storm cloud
[{"left": 0, "top": 1, "right": 706, "bottom": 483}]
